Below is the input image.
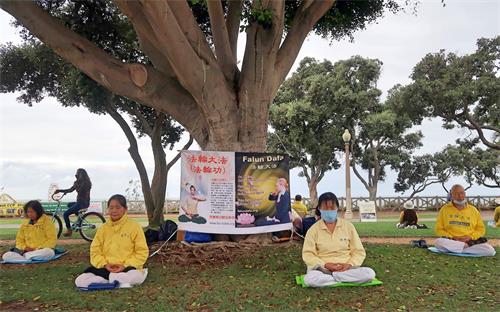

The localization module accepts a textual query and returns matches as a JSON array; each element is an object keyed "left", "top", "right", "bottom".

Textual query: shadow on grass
[{"left": 0, "top": 243, "right": 498, "bottom": 311}]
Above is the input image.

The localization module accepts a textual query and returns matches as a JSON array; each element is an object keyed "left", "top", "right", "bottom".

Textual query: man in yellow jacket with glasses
[
  {"left": 75, "top": 194, "right": 149, "bottom": 288},
  {"left": 435, "top": 184, "right": 495, "bottom": 256}
]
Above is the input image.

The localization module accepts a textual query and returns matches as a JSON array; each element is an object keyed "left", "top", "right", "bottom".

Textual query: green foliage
[
  {"left": 284, "top": 0, "right": 405, "bottom": 41},
  {"left": 21, "top": 1, "right": 408, "bottom": 50},
  {"left": 392, "top": 36, "right": 500, "bottom": 149},
  {"left": 0, "top": 43, "right": 183, "bottom": 149},
  {"left": 348, "top": 81, "right": 422, "bottom": 197},
  {"left": 269, "top": 56, "right": 383, "bottom": 192},
  {"left": 0, "top": 243, "right": 498, "bottom": 311}
]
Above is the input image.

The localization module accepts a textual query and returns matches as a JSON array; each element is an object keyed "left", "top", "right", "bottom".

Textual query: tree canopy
[
  {"left": 268, "top": 56, "right": 383, "bottom": 204},
  {"left": 392, "top": 36, "right": 500, "bottom": 150},
  {"left": 0, "top": 42, "right": 191, "bottom": 228},
  {"left": 0, "top": 0, "right": 409, "bottom": 151}
]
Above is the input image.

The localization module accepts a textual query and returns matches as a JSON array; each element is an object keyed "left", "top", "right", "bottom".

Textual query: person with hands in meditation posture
[
  {"left": 75, "top": 194, "right": 149, "bottom": 288},
  {"left": 2, "top": 200, "right": 57, "bottom": 262},
  {"left": 302, "top": 192, "right": 376, "bottom": 287},
  {"left": 434, "top": 184, "right": 495, "bottom": 256}
]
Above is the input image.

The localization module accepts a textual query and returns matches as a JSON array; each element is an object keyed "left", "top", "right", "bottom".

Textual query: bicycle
[{"left": 48, "top": 193, "right": 106, "bottom": 242}]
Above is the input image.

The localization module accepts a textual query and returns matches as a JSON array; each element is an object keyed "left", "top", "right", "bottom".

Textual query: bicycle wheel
[
  {"left": 47, "top": 213, "right": 63, "bottom": 238},
  {"left": 79, "top": 212, "right": 106, "bottom": 242}
]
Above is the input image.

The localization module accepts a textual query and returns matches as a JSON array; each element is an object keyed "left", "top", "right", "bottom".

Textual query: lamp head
[{"left": 342, "top": 129, "right": 351, "bottom": 143}]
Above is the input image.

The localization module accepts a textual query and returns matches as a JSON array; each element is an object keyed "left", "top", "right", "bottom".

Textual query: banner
[
  {"left": 179, "top": 151, "right": 291, "bottom": 234},
  {"left": 42, "top": 201, "right": 103, "bottom": 214}
]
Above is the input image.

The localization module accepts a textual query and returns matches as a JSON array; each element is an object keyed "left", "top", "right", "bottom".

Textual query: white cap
[{"left": 404, "top": 201, "right": 415, "bottom": 210}]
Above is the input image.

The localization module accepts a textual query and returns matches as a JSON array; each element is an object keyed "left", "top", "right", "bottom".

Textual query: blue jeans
[{"left": 63, "top": 201, "right": 89, "bottom": 230}]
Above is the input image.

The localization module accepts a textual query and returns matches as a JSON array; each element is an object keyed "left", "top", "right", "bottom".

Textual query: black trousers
[{"left": 83, "top": 266, "right": 136, "bottom": 280}]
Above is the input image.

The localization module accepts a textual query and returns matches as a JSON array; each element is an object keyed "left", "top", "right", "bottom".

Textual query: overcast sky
[{"left": 0, "top": 0, "right": 499, "bottom": 201}]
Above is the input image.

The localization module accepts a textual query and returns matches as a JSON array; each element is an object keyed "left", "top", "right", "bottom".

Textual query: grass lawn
[
  {"left": 352, "top": 221, "right": 500, "bottom": 238},
  {"left": 1, "top": 220, "right": 498, "bottom": 240},
  {"left": 0, "top": 243, "right": 497, "bottom": 311}
]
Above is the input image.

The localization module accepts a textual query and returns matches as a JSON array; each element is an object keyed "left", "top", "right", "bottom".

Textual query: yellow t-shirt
[
  {"left": 494, "top": 206, "right": 500, "bottom": 227},
  {"left": 15, "top": 214, "right": 57, "bottom": 250},
  {"left": 302, "top": 218, "right": 366, "bottom": 269},
  {"left": 435, "top": 202, "right": 485, "bottom": 240},
  {"left": 90, "top": 215, "right": 149, "bottom": 269},
  {"left": 291, "top": 200, "right": 308, "bottom": 218}
]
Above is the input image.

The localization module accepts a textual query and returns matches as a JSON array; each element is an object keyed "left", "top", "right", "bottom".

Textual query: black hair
[
  {"left": 316, "top": 192, "right": 340, "bottom": 210},
  {"left": 295, "top": 194, "right": 302, "bottom": 201},
  {"left": 23, "top": 200, "right": 46, "bottom": 219},
  {"left": 107, "top": 194, "right": 127, "bottom": 208},
  {"left": 75, "top": 168, "right": 92, "bottom": 191},
  {"left": 190, "top": 185, "right": 196, "bottom": 191}
]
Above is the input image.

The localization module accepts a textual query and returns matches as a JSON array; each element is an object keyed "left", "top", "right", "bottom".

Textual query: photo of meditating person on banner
[{"left": 179, "top": 183, "right": 207, "bottom": 224}]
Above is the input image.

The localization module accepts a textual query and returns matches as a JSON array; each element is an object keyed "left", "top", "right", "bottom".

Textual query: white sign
[
  {"left": 86, "top": 201, "right": 103, "bottom": 214},
  {"left": 358, "top": 200, "right": 377, "bottom": 222}
]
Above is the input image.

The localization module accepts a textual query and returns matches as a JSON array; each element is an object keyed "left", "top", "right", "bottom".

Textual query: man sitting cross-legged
[{"left": 434, "top": 184, "right": 496, "bottom": 256}]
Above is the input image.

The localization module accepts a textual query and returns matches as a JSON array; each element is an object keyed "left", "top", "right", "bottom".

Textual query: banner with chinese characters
[{"left": 179, "top": 151, "right": 291, "bottom": 234}]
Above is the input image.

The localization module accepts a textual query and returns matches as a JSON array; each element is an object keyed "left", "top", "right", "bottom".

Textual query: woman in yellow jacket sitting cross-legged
[
  {"left": 2, "top": 200, "right": 57, "bottom": 262},
  {"left": 75, "top": 194, "right": 149, "bottom": 288}
]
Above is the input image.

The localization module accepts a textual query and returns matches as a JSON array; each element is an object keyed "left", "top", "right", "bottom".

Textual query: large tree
[
  {"left": 348, "top": 85, "right": 423, "bottom": 201},
  {"left": 392, "top": 36, "right": 500, "bottom": 150},
  {"left": 350, "top": 107, "right": 423, "bottom": 201},
  {"left": 268, "top": 56, "right": 381, "bottom": 206},
  {"left": 0, "top": 0, "right": 408, "bottom": 153},
  {"left": 0, "top": 43, "right": 193, "bottom": 229}
]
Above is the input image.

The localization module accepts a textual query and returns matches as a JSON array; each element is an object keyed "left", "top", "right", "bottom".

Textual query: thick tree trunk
[{"left": 203, "top": 94, "right": 271, "bottom": 152}]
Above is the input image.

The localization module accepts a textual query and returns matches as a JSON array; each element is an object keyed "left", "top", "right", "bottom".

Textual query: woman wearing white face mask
[{"left": 301, "top": 192, "right": 376, "bottom": 287}]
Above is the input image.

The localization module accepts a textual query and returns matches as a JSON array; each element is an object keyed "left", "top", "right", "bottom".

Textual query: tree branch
[
  {"left": 167, "top": 134, "right": 194, "bottom": 172},
  {"left": 0, "top": 1, "right": 165, "bottom": 102},
  {"left": 0, "top": 0, "right": 211, "bottom": 146},
  {"left": 274, "top": 0, "right": 335, "bottom": 88},
  {"left": 352, "top": 161, "right": 370, "bottom": 191},
  {"left": 104, "top": 101, "right": 154, "bottom": 213},
  {"left": 301, "top": 164, "right": 311, "bottom": 184},
  {"left": 226, "top": 0, "right": 243, "bottom": 62},
  {"left": 207, "top": 0, "right": 237, "bottom": 81},
  {"left": 462, "top": 113, "right": 500, "bottom": 150},
  {"left": 114, "top": 0, "right": 174, "bottom": 76},
  {"left": 122, "top": 105, "right": 153, "bottom": 136}
]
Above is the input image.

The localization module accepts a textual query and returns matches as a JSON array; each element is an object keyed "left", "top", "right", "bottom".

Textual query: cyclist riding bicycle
[{"left": 54, "top": 168, "right": 92, "bottom": 237}]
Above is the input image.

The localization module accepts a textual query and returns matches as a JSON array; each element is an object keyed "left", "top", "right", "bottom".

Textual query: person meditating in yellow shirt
[
  {"left": 435, "top": 184, "right": 495, "bottom": 256},
  {"left": 75, "top": 194, "right": 149, "bottom": 288},
  {"left": 2, "top": 200, "right": 57, "bottom": 262},
  {"left": 302, "top": 192, "right": 376, "bottom": 287}
]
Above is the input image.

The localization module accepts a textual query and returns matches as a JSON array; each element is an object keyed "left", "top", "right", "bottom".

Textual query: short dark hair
[
  {"left": 107, "top": 194, "right": 127, "bottom": 208},
  {"left": 23, "top": 200, "right": 45, "bottom": 219},
  {"left": 190, "top": 185, "right": 196, "bottom": 191},
  {"left": 295, "top": 194, "right": 302, "bottom": 201},
  {"left": 316, "top": 192, "right": 339, "bottom": 210}
]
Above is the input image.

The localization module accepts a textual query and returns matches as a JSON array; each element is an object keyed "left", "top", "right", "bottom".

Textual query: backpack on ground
[{"left": 158, "top": 220, "right": 178, "bottom": 241}]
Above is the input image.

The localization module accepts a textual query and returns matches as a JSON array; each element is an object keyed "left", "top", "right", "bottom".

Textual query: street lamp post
[{"left": 342, "top": 129, "right": 353, "bottom": 219}]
